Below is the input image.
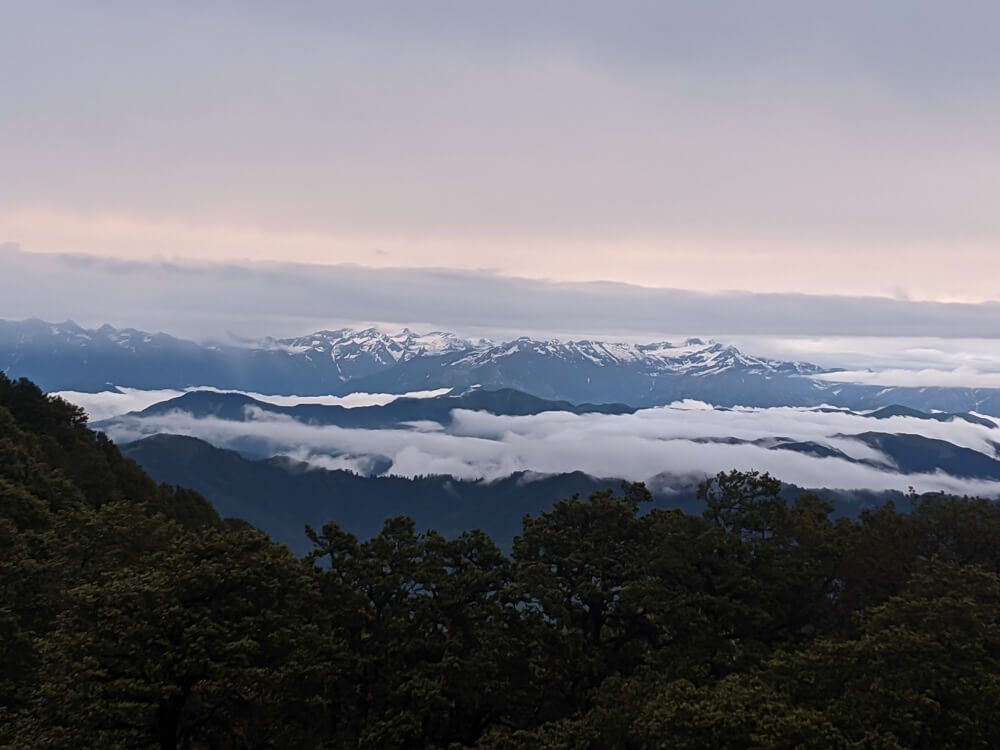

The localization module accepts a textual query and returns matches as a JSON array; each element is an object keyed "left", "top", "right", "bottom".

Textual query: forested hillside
[{"left": 3, "top": 372, "right": 1000, "bottom": 748}]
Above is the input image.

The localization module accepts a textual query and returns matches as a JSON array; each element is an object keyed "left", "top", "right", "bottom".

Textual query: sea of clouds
[
  {"left": 87, "top": 389, "right": 1000, "bottom": 499},
  {"left": 53, "top": 386, "right": 453, "bottom": 422}
]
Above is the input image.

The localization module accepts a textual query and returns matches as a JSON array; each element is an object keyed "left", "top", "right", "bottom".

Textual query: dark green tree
[{"left": 21, "top": 523, "right": 326, "bottom": 749}]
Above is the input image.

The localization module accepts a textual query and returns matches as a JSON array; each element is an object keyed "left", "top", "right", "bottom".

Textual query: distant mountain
[
  {"left": 0, "top": 319, "right": 495, "bottom": 394},
  {"left": 819, "top": 384, "right": 1000, "bottom": 420},
  {"left": 100, "top": 384, "right": 999, "bottom": 441},
  {"left": 252, "top": 327, "right": 485, "bottom": 382},
  {"left": 121, "top": 434, "right": 658, "bottom": 553},
  {"left": 102, "top": 387, "right": 634, "bottom": 429},
  {"left": 8, "top": 318, "right": 1000, "bottom": 415},
  {"left": 0, "top": 318, "right": 339, "bottom": 394},
  {"left": 849, "top": 432, "right": 1000, "bottom": 479},
  {"left": 344, "top": 337, "right": 834, "bottom": 407},
  {"left": 864, "top": 404, "right": 996, "bottom": 428},
  {"left": 103, "top": 386, "right": 1000, "bottom": 510},
  {"left": 121, "top": 434, "right": 907, "bottom": 555},
  {"left": 0, "top": 318, "right": 839, "bottom": 407},
  {"left": 1, "top": 319, "right": 822, "bottom": 405}
]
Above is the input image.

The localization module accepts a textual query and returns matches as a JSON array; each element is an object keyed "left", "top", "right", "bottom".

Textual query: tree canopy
[{"left": 2, "top": 372, "right": 1000, "bottom": 748}]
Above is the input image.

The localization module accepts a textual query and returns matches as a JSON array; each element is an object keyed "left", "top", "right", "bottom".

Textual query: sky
[
  {"left": 2, "top": 1, "right": 999, "bottom": 305},
  {"left": 5, "top": 243, "right": 1000, "bottom": 380}
]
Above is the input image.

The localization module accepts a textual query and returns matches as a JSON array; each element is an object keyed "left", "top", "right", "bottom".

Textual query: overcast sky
[
  {"left": 6, "top": 243, "right": 1000, "bottom": 378},
  {"left": 3, "top": 1, "right": 999, "bottom": 303}
]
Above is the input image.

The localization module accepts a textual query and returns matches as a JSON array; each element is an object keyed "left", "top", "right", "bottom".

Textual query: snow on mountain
[
  {"left": 0, "top": 319, "right": 828, "bottom": 385},
  {"left": 448, "top": 335, "right": 822, "bottom": 378},
  {"left": 0, "top": 318, "right": 895, "bottom": 409},
  {"left": 2, "top": 319, "right": 819, "bottom": 380},
  {"left": 254, "top": 327, "right": 490, "bottom": 381},
  {"left": 262, "top": 327, "right": 482, "bottom": 360},
  {"left": 7, "top": 319, "right": 178, "bottom": 351}
]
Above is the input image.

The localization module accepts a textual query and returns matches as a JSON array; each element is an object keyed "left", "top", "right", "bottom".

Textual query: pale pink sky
[{"left": 2, "top": 2, "right": 999, "bottom": 302}]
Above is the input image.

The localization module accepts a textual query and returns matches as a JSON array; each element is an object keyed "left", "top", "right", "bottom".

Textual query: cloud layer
[
  {"left": 6, "top": 246, "right": 1000, "bottom": 365},
  {"left": 55, "top": 385, "right": 453, "bottom": 422},
  {"left": 98, "top": 393, "right": 1000, "bottom": 498},
  {"left": 813, "top": 368, "right": 1000, "bottom": 389}
]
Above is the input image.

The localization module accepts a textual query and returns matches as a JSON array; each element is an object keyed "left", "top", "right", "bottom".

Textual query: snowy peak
[
  {"left": 385, "top": 328, "right": 484, "bottom": 358},
  {"left": 270, "top": 327, "right": 482, "bottom": 361},
  {"left": 2, "top": 318, "right": 821, "bottom": 381},
  {"left": 0, "top": 318, "right": 827, "bottom": 402},
  {"left": 1, "top": 318, "right": 178, "bottom": 351},
  {"left": 637, "top": 341, "right": 821, "bottom": 377},
  {"left": 257, "top": 326, "right": 488, "bottom": 381},
  {"left": 449, "top": 336, "right": 821, "bottom": 377}
]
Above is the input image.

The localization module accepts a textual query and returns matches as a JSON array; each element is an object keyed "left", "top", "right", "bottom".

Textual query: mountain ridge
[
  {"left": 121, "top": 433, "right": 914, "bottom": 555},
  {"left": 8, "top": 318, "right": 1000, "bottom": 416},
  {"left": 0, "top": 318, "right": 823, "bottom": 398}
]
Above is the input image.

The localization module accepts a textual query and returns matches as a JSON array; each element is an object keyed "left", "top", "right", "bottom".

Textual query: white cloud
[
  {"left": 721, "top": 335, "right": 1000, "bottom": 374},
  {"left": 54, "top": 385, "right": 454, "bottom": 421},
  {"left": 282, "top": 447, "right": 376, "bottom": 476},
  {"left": 812, "top": 367, "right": 1000, "bottom": 388},
  {"left": 192, "top": 386, "right": 453, "bottom": 408},
  {"left": 5, "top": 245, "right": 1000, "bottom": 348},
  {"left": 100, "top": 401, "right": 1000, "bottom": 498},
  {"left": 52, "top": 387, "right": 185, "bottom": 422}
]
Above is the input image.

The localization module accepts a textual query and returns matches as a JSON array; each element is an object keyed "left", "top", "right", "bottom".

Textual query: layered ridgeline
[
  {"left": 121, "top": 434, "right": 648, "bottom": 555},
  {"left": 77, "top": 385, "right": 1000, "bottom": 552},
  {"left": 5, "top": 372, "right": 1000, "bottom": 747},
  {"left": 7, "top": 318, "right": 1000, "bottom": 414}
]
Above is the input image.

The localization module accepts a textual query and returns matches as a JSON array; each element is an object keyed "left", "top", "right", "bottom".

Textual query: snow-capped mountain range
[
  {"left": 4, "top": 317, "right": 1000, "bottom": 415},
  {"left": 255, "top": 326, "right": 823, "bottom": 380},
  {"left": 447, "top": 336, "right": 822, "bottom": 376},
  {"left": 253, "top": 328, "right": 488, "bottom": 381}
]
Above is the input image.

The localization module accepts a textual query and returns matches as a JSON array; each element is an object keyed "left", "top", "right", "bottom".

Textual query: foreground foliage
[{"left": 2, "top": 373, "right": 1000, "bottom": 748}]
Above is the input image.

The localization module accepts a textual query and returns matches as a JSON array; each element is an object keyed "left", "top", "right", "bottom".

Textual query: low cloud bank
[
  {"left": 98, "top": 399, "right": 1000, "bottom": 498},
  {"left": 54, "top": 387, "right": 185, "bottom": 422},
  {"left": 54, "top": 386, "right": 453, "bottom": 421},
  {"left": 9, "top": 244, "right": 1000, "bottom": 386},
  {"left": 726, "top": 335, "right": 1000, "bottom": 376},
  {"left": 812, "top": 367, "right": 1000, "bottom": 388},
  {"left": 5, "top": 245, "right": 1000, "bottom": 345}
]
